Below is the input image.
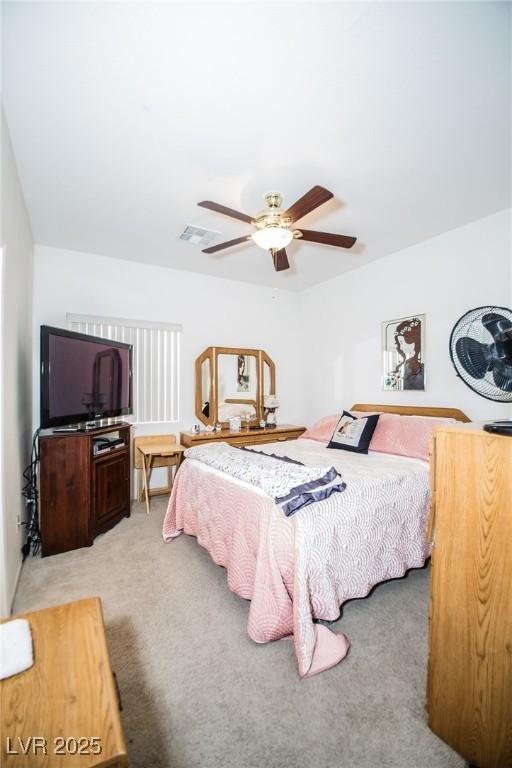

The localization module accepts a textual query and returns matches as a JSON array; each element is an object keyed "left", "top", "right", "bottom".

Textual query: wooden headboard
[{"left": 351, "top": 404, "right": 470, "bottom": 422}]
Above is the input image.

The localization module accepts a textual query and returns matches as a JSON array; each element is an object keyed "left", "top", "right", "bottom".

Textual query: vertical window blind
[{"left": 67, "top": 314, "right": 181, "bottom": 424}]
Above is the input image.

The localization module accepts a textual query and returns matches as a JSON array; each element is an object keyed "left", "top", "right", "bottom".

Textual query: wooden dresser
[
  {"left": 427, "top": 423, "right": 512, "bottom": 768},
  {"left": 1, "top": 598, "right": 128, "bottom": 767},
  {"left": 180, "top": 424, "right": 305, "bottom": 449}
]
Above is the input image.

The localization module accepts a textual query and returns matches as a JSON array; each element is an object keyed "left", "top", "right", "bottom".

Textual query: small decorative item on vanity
[
  {"left": 382, "top": 314, "right": 425, "bottom": 391},
  {"left": 228, "top": 416, "right": 241, "bottom": 432},
  {"left": 264, "top": 395, "right": 279, "bottom": 428},
  {"left": 214, "top": 422, "right": 222, "bottom": 432}
]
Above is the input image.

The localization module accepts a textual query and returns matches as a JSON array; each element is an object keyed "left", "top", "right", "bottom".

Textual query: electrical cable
[{"left": 20, "top": 427, "right": 41, "bottom": 558}]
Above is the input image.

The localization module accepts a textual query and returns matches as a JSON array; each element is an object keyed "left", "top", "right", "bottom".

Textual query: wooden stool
[{"left": 134, "top": 435, "right": 186, "bottom": 514}]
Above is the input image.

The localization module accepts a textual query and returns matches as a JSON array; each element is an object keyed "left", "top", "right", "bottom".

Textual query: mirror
[
  {"left": 217, "top": 353, "right": 258, "bottom": 423},
  {"left": 195, "top": 347, "right": 276, "bottom": 427}
]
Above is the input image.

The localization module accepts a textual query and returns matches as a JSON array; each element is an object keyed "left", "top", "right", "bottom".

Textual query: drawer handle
[{"left": 277, "top": 437, "right": 287, "bottom": 441}]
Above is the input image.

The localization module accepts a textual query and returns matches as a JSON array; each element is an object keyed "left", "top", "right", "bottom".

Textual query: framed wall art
[{"left": 382, "top": 314, "right": 425, "bottom": 391}]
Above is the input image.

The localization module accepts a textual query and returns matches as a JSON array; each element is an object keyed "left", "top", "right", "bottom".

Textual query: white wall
[
  {"left": 299, "top": 210, "right": 512, "bottom": 424},
  {"left": 32, "top": 209, "right": 512, "bottom": 458},
  {"left": 0, "top": 112, "right": 34, "bottom": 616},
  {"left": 30, "top": 210, "right": 512, "bottom": 512},
  {"left": 32, "top": 244, "right": 303, "bottom": 441}
]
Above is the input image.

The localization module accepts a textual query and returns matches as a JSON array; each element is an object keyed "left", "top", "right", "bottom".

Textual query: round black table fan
[{"left": 449, "top": 306, "right": 512, "bottom": 403}]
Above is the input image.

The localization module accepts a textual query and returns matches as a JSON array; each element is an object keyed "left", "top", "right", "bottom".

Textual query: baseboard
[{"left": 9, "top": 557, "right": 24, "bottom": 615}]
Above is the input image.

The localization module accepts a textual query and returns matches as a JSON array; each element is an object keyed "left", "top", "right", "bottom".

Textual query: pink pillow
[
  {"left": 369, "top": 414, "right": 456, "bottom": 460},
  {"left": 301, "top": 414, "right": 340, "bottom": 443}
]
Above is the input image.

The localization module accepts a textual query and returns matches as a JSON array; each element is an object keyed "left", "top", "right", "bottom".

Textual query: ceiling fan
[{"left": 197, "top": 185, "right": 357, "bottom": 272}]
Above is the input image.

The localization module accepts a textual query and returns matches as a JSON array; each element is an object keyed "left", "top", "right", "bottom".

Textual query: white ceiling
[{"left": 2, "top": 2, "right": 511, "bottom": 291}]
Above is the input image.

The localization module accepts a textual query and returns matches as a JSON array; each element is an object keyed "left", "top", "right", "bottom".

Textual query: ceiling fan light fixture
[{"left": 252, "top": 226, "right": 293, "bottom": 251}]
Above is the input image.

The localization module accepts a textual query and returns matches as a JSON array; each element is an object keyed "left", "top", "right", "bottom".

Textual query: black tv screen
[{"left": 41, "top": 325, "right": 133, "bottom": 428}]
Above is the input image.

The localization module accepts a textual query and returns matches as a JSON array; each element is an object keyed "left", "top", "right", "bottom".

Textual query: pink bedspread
[{"left": 162, "top": 439, "right": 431, "bottom": 677}]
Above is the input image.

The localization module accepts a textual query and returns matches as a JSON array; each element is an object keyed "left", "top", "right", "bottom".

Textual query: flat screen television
[{"left": 40, "top": 325, "right": 133, "bottom": 428}]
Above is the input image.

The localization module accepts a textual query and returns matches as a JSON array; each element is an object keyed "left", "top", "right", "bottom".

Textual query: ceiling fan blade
[
  {"left": 198, "top": 200, "right": 254, "bottom": 224},
  {"left": 284, "top": 186, "right": 333, "bottom": 223},
  {"left": 272, "top": 248, "right": 290, "bottom": 272},
  {"left": 297, "top": 229, "right": 357, "bottom": 249},
  {"left": 202, "top": 235, "right": 252, "bottom": 254}
]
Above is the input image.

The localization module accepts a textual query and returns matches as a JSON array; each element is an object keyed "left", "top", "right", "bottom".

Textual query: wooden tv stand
[{"left": 39, "top": 423, "right": 131, "bottom": 557}]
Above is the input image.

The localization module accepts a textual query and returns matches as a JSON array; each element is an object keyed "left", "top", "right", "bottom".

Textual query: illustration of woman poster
[{"left": 382, "top": 315, "right": 425, "bottom": 390}]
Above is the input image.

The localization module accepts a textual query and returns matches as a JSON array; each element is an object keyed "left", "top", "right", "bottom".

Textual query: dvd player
[{"left": 92, "top": 436, "right": 125, "bottom": 455}]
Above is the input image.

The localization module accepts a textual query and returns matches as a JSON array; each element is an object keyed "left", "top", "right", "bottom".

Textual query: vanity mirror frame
[{"left": 195, "top": 346, "right": 276, "bottom": 427}]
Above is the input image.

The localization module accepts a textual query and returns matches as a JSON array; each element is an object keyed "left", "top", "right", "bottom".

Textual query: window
[{"left": 67, "top": 314, "right": 181, "bottom": 423}]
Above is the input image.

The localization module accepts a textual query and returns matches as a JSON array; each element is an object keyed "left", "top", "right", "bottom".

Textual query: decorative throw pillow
[{"left": 328, "top": 411, "right": 380, "bottom": 454}]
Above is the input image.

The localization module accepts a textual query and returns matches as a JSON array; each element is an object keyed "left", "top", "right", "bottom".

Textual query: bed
[{"left": 162, "top": 404, "right": 469, "bottom": 677}]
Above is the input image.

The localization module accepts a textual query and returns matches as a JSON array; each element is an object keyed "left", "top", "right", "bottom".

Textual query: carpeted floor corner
[{"left": 13, "top": 499, "right": 463, "bottom": 768}]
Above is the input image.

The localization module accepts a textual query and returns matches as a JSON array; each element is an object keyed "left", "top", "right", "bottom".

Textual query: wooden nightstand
[
  {"left": 1, "top": 597, "right": 127, "bottom": 767},
  {"left": 180, "top": 424, "right": 305, "bottom": 449}
]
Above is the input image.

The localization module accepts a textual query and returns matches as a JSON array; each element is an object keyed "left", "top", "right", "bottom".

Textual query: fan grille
[{"left": 449, "top": 305, "right": 512, "bottom": 403}]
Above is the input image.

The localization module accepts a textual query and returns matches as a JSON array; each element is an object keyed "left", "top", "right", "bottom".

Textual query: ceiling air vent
[{"left": 179, "top": 225, "right": 220, "bottom": 247}]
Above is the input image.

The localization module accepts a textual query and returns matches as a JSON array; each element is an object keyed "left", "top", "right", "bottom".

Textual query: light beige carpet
[{"left": 14, "top": 500, "right": 463, "bottom": 768}]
